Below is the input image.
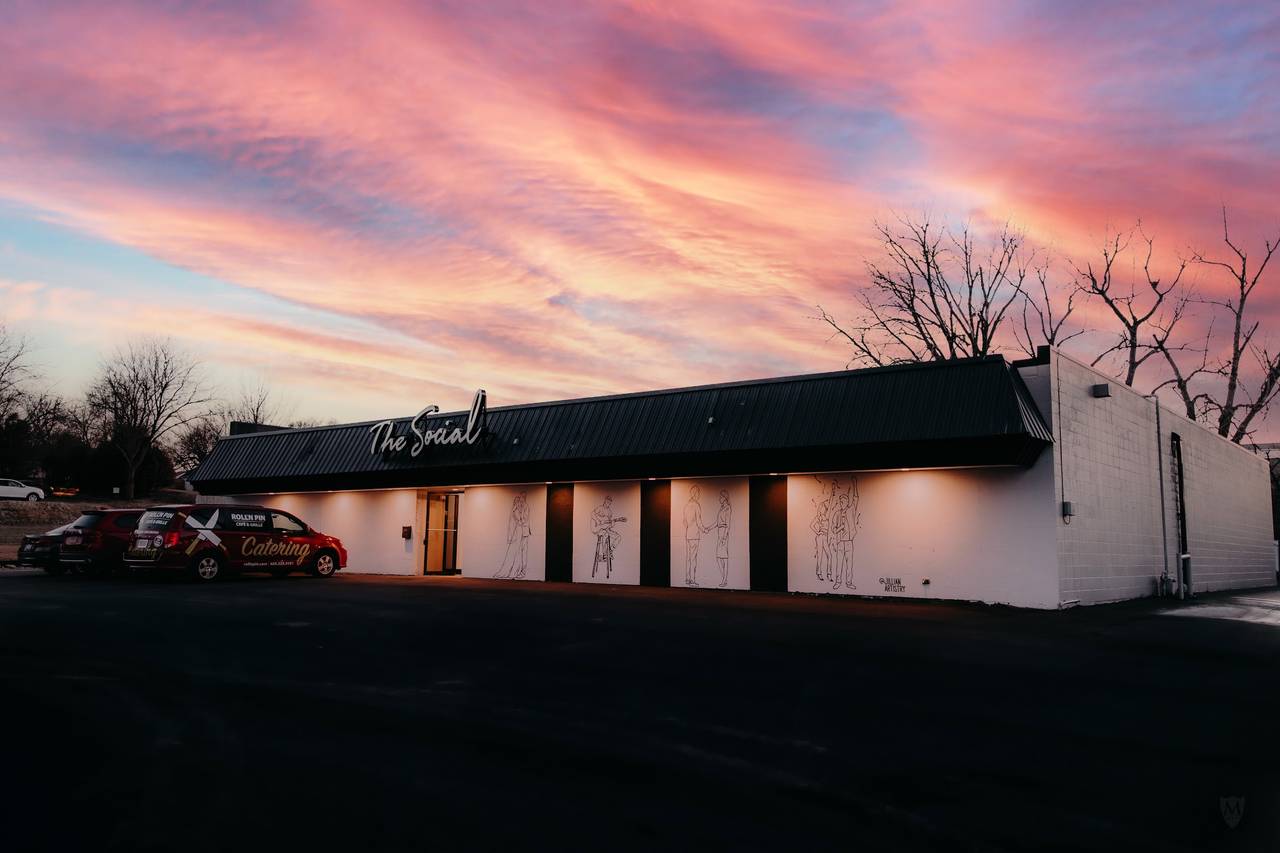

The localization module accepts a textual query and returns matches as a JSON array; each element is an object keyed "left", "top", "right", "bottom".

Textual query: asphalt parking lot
[{"left": 1, "top": 572, "right": 1277, "bottom": 852}]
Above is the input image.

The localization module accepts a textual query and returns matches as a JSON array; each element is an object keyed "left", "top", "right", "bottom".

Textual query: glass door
[{"left": 424, "top": 492, "right": 461, "bottom": 575}]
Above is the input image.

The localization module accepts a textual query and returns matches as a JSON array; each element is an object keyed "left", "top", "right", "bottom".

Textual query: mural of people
[
  {"left": 810, "top": 480, "right": 835, "bottom": 581},
  {"left": 830, "top": 488, "right": 860, "bottom": 589},
  {"left": 714, "top": 489, "right": 732, "bottom": 588},
  {"left": 683, "top": 485, "right": 712, "bottom": 585},
  {"left": 591, "top": 495, "right": 627, "bottom": 578},
  {"left": 493, "top": 491, "right": 531, "bottom": 579},
  {"left": 811, "top": 476, "right": 860, "bottom": 587}
]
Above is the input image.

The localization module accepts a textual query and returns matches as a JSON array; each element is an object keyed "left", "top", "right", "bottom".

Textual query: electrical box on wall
[{"left": 401, "top": 525, "right": 412, "bottom": 540}]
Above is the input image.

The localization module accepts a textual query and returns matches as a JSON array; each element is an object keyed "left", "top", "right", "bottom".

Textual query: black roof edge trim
[{"left": 212, "top": 355, "right": 1014, "bottom": 442}]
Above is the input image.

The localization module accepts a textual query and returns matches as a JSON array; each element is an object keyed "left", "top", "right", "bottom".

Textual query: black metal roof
[{"left": 190, "top": 356, "right": 1052, "bottom": 494}]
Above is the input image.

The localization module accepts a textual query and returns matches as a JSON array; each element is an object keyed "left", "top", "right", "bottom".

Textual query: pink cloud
[{"left": 0, "top": 0, "right": 1276, "bottom": 418}]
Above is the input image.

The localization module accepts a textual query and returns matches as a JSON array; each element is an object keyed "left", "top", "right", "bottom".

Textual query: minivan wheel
[
  {"left": 192, "top": 553, "right": 224, "bottom": 582},
  {"left": 309, "top": 552, "right": 336, "bottom": 578}
]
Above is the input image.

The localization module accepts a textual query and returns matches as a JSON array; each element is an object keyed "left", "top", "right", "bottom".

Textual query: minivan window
[
  {"left": 271, "top": 512, "right": 306, "bottom": 533},
  {"left": 218, "top": 508, "right": 268, "bottom": 531},
  {"left": 69, "top": 512, "right": 105, "bottom": 529},
  {"left": 137, "top": 509, "right": 178, "bottom": 531}
]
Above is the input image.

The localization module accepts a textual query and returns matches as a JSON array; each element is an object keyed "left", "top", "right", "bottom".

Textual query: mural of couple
[
  {"left": 682, "top": 484, "right": 732, "bottom": 587},
  {"left": 810, "top": 476, "right": 861, "bottom": 590}
]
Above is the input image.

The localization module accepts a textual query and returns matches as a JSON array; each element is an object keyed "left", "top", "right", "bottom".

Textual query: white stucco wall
[
  {"left": 786, "top": 459, "right": 1060, "bottom": 608},
  {"left": 457, "top": 484, "right": 547, "bottom": 581},
  {"left": 1050, "top": 352, "right": 1276, "bottom": 603},
  {"left": 669, "top": 477, "right": 750, "bottom": 590},
  {"left": 572, "top": 481, "right": 641, "bottom": 585},
  {"left": 232, "top": 490, "right": 421, "bottom": 575}
]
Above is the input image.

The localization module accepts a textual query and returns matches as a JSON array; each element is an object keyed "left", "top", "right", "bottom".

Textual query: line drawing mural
[
  {"left": 590, "top": 495, "right": 628, "bottom": 578},
  {"left": 493, "top": 491, "right": 531, "bottom": 579},
  {"left": 682, "top": 485, "right": 734, "bottom": 587},
  {"left": 810, "top": 476, "right": 861, "bottom": 590},
  {"left": 683, "top": 485, "right": 711, "bottom": 585},
  {"left": 713, "top": 489, "right": 732, "bottom": 588}
]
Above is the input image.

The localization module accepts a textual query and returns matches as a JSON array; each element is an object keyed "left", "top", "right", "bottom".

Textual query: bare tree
[
  {"left": 1014, "top": 255, "right": 1082, "bottom": 358},
  {"left": 18, "top": 391, "right": 69, "bottom": 446},
  {"left": 172, "top": 415, "right": 224, "bottom": 475},
  {"left": 1152, "top": 318, "right": 1215, "bottom": 421},
  {"left": 0, "top": 323, "right": 33, "bottom": 420},
  {"left": 86, "top": 339, "right": 214, "bottom": 498},
  {"left": 1076, "top": 225, "right": 1189, "bottom": 387},
  {"left": 227, "top": 380, "right": 286, "bottom": 426},
  {"left": 818, "top": 214, "right": 1034, "bottom": 366},
  {"left": 61, "top": 400, "right": 98, "bottom": 447},
  {"left": 1183, "top": 209, "right": 1280, "bottom": 442},
  {"left": 171, "top": 380, "right": 291, "bottom": 474}
]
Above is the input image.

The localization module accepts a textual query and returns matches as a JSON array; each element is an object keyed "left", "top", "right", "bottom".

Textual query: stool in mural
[
  {"left": 589, "top": 496, "right": 627, "bottom": 579},
  {"left": 591, "top": 531, "right": 613, "bottom": 578}
]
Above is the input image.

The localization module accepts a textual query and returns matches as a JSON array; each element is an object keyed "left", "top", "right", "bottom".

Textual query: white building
[{"left": 191, "top": 348, "right": 1277, "bottom": 608}]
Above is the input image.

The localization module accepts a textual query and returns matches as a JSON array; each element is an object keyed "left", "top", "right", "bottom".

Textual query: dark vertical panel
[
  {"left": 1170, "top": 433, "right": 1192, "bottom": 594},
  {"left": 545, "top": 483, "right": 574, "bottom": 583},
  {"left": 750, "top": 475, "right": 788, "bottom": 592},
  {"left": 640, "top": 480, "right": 671, "bottom": 587}
]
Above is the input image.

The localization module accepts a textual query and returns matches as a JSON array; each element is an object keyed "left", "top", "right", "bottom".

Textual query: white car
[{"left": 0, "top": 479, "right": 44, "bottom": 501}]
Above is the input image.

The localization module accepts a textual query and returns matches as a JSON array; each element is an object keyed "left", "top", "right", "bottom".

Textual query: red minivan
[
  {"left": 58, "top": 509, "right": 145, "bottom": 577},
  {"left": 123, "top": 504, "right": 347, "bottom": 582}
]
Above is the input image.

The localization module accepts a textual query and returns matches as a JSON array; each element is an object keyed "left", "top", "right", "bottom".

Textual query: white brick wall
[
  {"left": 1050, "top": 352, "right": 1275, "bottom": 604},
  {"left": 1161, "top": 407, "right": 1275, "bottom": 593}
]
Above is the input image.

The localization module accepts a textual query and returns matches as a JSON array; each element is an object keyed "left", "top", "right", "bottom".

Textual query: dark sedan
[{"left": 16, "top": 524, "right": 72, "bottom": 573}]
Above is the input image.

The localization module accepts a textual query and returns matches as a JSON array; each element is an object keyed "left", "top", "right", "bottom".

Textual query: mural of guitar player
[
  {"left": 810, "top": 476, "right": 861, "bottom": 590},
  {"left": 493, "top": 491, "right": 532, "bottom": 579},
  {"left": 590, "top": 495, "right": 628, "bottom": 579}
]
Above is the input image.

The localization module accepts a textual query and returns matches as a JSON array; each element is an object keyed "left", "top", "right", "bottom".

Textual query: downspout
[
  {"left": 1148, "top": 394, "right": 1171, "bottom": 597},
  {"left": 1051, "top": 351, "right": 1076, "bottom": 609}
]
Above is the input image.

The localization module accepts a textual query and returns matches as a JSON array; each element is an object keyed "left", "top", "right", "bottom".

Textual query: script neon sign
[{"left": 368, "top": 388, "right": 487, "bottom": 457}]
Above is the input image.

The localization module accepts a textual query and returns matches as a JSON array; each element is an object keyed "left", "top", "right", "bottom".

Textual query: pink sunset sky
[{"left": 0, "top": 0, "right": 1277, "bottom": 422}]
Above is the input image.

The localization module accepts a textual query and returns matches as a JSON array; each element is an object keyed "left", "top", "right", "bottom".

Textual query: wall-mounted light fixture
[{"left": 1061, "top": 500, "right": 1074, "bottom": 523}]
